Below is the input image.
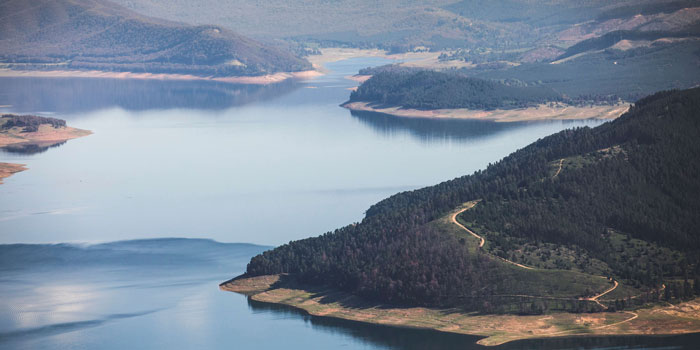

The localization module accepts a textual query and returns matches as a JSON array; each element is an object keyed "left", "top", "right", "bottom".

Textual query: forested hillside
[
  {"left": 111, "top": 0, "right": 696, "bottom": 55},
  {"left": 556, "top": 27, "right": 700, "bottom": 60},
  {"left": 346, "top": 71, "right": 562, "bottom": 110},
  {"left": 475, "top": 39, "right": 700, "bottom": 102},
  {"left": 0, "top": 0, "right": 311, "bottom": 77},
  {"left": 243, "top": 88, "right": 700, "bottom": 312}
]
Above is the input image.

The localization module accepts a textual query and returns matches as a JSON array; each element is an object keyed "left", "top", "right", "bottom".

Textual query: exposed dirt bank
[
  {"left": 0, "top": 162, "right": 27, "bottom": 184},
  {"left": 342, "top": 102, "right": 629, "bottom": 122},
  {"left": 0, "top": 68, "right": 322, "bottom": 85},
  {"left": 221, "top": 274, "right": 700, "bottom": 346}
]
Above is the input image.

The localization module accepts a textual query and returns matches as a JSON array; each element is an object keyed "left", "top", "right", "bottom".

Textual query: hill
[
  {"left": 345, "top": 71, "right": 563, "bottom": 110},
  {"left": 110, "top": 0, "right": 698, "bottom": 56},
  {"left": 237, "top": 87, "right": 700, "bottom": 314},
  {"left": 0, "top": 0, "right": 311, "bottom": 77},
  {"left": 0, "top": 238, "right": 269, "bottom": 269},
  {"left": 472, "top": 38, "right": 700, "bottom": 102}
]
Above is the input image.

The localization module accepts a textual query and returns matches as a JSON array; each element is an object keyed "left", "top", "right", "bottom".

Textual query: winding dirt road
[
  {"left": 450, "top": 204, "right": 484, "bottom": 248},
  {"left": 592, "top": 280, "right": 618, "bottom": 301},
  {"left": 594, "top": 311, "right": 638, "bottom": 329},
  {"left": 450, "top": 204, "right": 533, "bottom": 270},
  {"left": 451, "top": 202, "right": 619, "bottom": 303},
  {"left": 552, "top": 158, "right": 564, "bottom": 178}
]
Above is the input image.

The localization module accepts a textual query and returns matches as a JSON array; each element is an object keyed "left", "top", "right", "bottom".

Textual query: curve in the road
[
  {"left": 450, "top": 203, "right": 532, "bottom": 270},
  {"left": 451, "top": 201, "right": 619, "bottom": 305},
  {"left": 552, "top": 158, "right": 564, "bottom": 178}
]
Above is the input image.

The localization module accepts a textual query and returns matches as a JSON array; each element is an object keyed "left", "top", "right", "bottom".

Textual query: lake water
[
  {"left": 0, "top": 57, "right": 605, "bottom": 246},
  {"left": 1, "top": 58, "right": 696, "bottom": 349},
  {"left": 1, "top": 240, "right": 698, "bottom": 350}
]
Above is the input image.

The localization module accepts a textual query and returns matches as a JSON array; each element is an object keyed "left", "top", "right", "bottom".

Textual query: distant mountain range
[
  {"left": 0, "top": 238, "right": 269, "bottom": 270},
  {"left": 0, "top": 0, "right": 311, "bottom": 77},
  {"left": 110, "top": 0, "right": 699, "bottom": 54}
]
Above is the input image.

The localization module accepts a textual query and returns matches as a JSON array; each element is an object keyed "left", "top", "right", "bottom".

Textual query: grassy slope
[{"left": 429, "top": 207, "right": 618, "bottom": 307}]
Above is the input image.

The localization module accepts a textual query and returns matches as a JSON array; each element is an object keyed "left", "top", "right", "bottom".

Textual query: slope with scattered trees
[{"left": 0, "top": 0, "right": 311, "bottom": 77}]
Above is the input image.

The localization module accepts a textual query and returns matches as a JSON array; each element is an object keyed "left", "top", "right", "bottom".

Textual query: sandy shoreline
[
  {"left": 0, "top": 124, "right": 92, "bottom": 148},
  {"left": 0, "top": 68, "right": 323, "bottom": 85},
  {"left": 306, "top": 48, "right": 472, "bottom": 70},
  {"left": 342, "top": 101, "right": 630, "bottom": 122},
  {"left": 221, "top": 274, "right": 700, "bottom": 346},
  {"left": 0, "top": 47, "right": 462, "bottom": 85},
  {"left": 0, "top": 162, "right": 27, "bottom": 184},
  {"left": 0, "top": 121, "right": 92, "bottom": 184}
]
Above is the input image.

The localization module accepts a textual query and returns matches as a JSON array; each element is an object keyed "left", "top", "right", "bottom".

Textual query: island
[
  {"left": 0, "top": 114, "right": 91, "bottom": 183},
  {"left": 223, "top": 87, "right": 700, "bottom": 345},
  {"left": 342, "top": 70, "right": 630, "bottom": 122}
]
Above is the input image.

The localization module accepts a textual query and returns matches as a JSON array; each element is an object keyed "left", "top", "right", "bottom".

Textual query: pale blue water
[
  {"left": 0, "top": 58, "right": 605, "bottom": 246},
  {"left": 2, "top": 58, "right": 696, "bottom": 349},
  {"left": 0, "top": 240, "right": 698, "bottom": 350}
]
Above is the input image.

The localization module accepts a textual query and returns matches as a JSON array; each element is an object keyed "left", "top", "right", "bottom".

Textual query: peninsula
[
  {"left": 0, "top": 114, "right": 91, "bottom": 183},
  {"left": 224, "top": 88, "right": 700, "bottom": 344},
  {"left": 342, "top": 70, "right": 629, "bottom": 122}
]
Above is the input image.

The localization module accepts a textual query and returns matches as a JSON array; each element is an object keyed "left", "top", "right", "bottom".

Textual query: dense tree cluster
[
  {"left": 1, "top": 114, "right": 66, "bottom": 132},
  {"left": 247, "top": 88, "right": 700, "bottom": 312},
  {"left": 347, "top": 70, "right": 562, "bottom": 110}
]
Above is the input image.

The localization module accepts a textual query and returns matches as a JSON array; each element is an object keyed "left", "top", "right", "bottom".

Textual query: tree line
[{"left": 347, "top": 70, "right": 562, "bottom": 110}]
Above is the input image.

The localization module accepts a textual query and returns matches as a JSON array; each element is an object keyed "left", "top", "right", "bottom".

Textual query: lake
[
  {"left": 1, "top": 57, "right": 695, "bottom": 349},
  {"left": 0, "top": 57, "right": 605, "bottom": 246},
  {"left": 1, "top": 240, "right": 698, "bottom": 350}
]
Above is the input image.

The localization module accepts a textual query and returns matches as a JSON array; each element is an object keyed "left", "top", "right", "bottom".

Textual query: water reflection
[
  {"left": 247, "top": 297, "right": 700, "bottom": 350},
  {"left": 0, "top": 77, "right": 301, "bottom": 114},
  {"left": 349, "top": 110, "right": 524, "bottom": 143},
  {"left": 349, "top": 110, "right": 608, "bottom": 144},
  {"left": 2, "top": 240, "right": 699, "bottom": 350},
  {"left": 247, "top": 298, "right": 485, "bottom": 350},
  {"left": 0, "top": 141, "right": 66, "bottom": 155}
]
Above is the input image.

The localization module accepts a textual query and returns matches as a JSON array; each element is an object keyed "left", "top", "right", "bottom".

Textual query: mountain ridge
[{"left": 0, "top": 0, "right": 311, "bottom": 77}]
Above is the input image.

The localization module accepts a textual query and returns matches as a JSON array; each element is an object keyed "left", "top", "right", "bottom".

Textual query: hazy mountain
[
  {"left": 0, "top": 0, "right": 311, "bottom": 76},
  {"left": 110, "top": 0, "right": 699, "bottom": 54},
  {"left": 0, "top": 238, "right": 268, "bottom": 270}
]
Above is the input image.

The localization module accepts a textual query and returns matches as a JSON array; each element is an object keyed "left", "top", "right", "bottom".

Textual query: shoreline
[
  {"left": 0, "top": 162, "right": 27, "bottom": 184},
  {"left": 1, "top": 118, "right": 93, "bottom": 184},
  {"left": 221, "top": 274, "right": 700, "bottom": 346},
  {"left": 0, "top": 68, "right": 323, "bottom": 85},
  {"left": 0, "top": 124, "right": 92, "bottom": 149},
  {"left": 342, "top": 101, "right": 630, "bottom": 122},
  {"left": 306, "top": 48, "right": 472, "bottom": 70},
  {"left": 0, "top": 47, "right": 460, "bottom": 86}
]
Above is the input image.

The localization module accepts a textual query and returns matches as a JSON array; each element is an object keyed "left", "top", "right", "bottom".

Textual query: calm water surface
[
  {"left": 0, "top": 58, "right": 605, "bottom": 245},
  {"left": 2, "top": 58, "right": 695, "bottom": 349},
  {"left": 1, "top": 240, "right": 698, "bottom": 350}
]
